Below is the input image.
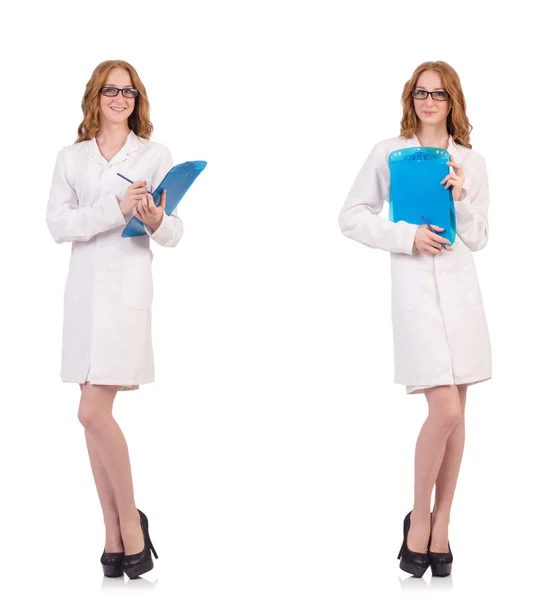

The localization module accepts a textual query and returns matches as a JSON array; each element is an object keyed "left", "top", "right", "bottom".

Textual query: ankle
[
  {"left": 120, "top": 514, "right": 142, "bottom": 535},
  {"left": 410, "top": 509, "right": 431, "bottom": 529},
  {"left": 431, "top": 511, "right": 450, "bottom": 529},
  {"left": 119, "top": 507, "right": 140, "bottom": 524},
  {"left": 104, "top": 531, "right": 124, "bottom": 553},
  {"left": 104, "top": 516, "right": 120, "bottom": 529}
]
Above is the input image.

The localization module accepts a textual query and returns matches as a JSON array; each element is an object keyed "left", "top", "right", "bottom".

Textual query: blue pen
[
  {"left": 117, "top": 172, "right": 152, "bottom": 195},
  {"left": 421, "top": 215, "right": 447, "bottom": 249}
]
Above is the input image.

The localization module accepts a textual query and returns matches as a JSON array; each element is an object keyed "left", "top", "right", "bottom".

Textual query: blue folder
[
  {"left": 388, "top": 147, "right": 455, "bottom": 245},
  {"left": 122, "top": 160, "right": 207, "bottom": 238}
]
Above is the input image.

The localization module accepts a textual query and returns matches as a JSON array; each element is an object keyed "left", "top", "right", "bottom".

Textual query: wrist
[
  {"left": 150, "top": 214, "right": 163, "bottom": 233},
  {"left": 453, "top": 187, "right": 465, "bottom": 202}
]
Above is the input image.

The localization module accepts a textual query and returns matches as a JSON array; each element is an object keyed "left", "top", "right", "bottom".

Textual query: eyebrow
[
  {"left": 104, "top": 84, "right": 134, "bottom": 88},
  {"left": 416, "top": 86, "right": 446, "bottom": 90}
]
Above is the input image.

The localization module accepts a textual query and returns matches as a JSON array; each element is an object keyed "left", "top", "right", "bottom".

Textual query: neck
[
  {"left": 96, "top": 122, "right": 131, "bottom": 146},
  {"left": 415, "top": 123, "right": 450, "bottom": 149}
]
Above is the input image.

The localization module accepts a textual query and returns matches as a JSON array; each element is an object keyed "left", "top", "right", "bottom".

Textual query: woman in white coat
[
  {"left": 46, "top": 60, "right": 182, "bottom": 579},
  {"left": 339, "top": 61, "right": 491, "bottom": 578}
]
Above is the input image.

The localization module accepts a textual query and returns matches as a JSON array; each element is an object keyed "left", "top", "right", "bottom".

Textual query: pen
[
  {"left": 117, "top": 172, "right": 152, "bottom": 195},
  {"left": 421, "top": 215, "right": 447, "bottom": 249}
]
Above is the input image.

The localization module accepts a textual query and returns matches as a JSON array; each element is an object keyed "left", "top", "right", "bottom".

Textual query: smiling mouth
[{"left": 110, "top": 107, "right": 126, "bottom": 112}]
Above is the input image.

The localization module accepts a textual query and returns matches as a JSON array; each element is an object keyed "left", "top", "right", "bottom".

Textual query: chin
[
  {"left": 421, "top": 117, "right": 444, "bottom": 125},
  {"left": 102, "top": 112, "right": 130, "bottom": 123}
]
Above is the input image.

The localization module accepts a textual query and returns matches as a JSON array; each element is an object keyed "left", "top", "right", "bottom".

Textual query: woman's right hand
[
  {"left": 414, "top": 225, "right": 453, "bottom": 255},
  {"left": 119, "top": 180, "right": 149, "bottom": 217}
]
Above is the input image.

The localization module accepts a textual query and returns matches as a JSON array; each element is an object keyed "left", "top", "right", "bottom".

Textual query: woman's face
[
  {"left": 98, "top": 67, "right": 136, "bottom": 126},
  {"left": 413, "top": 70, "right": 452, "bottom": 127}
]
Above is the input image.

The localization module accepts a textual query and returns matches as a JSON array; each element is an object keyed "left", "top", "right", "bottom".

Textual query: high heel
[
  {"left": 100, "top": 550, "right": 124, "bottom": 578},
  {"left": 429, "top": 542, "right": 453, "bottom": 577},
  {"left": 428, "top": 513, "right": 453, "bottom": 577},
  {"left": 122, "top": 509, "right": 158, "bottom": 579},
  {"left": 397, "top": 511, "right": 430, "bottom": 577}
]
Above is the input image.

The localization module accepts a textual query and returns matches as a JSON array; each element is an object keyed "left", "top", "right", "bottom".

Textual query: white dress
[
  {"left": 46, "top": 130, "right": 183, "bottom": 391},
  {"left": 339, "top": 135, "right": 491, "bottom": 394}
]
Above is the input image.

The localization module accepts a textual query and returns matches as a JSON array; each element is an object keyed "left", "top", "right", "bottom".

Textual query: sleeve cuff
[
  {"left": 144, "top": 214, "right": 173, "bottom": 246},
  {"left": 400, "top": 222, "right": 419, "bottom": 255}
]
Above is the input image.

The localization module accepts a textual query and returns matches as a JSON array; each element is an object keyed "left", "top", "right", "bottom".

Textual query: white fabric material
[
  {"left": 339, "top": 135, "right": 491, "bottom": 389},
  {"left": 46, "top": 130, "right": 183, "bottom": 388}
]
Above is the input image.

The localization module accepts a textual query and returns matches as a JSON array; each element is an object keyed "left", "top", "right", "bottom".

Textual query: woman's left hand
[
  {"left": 442, "top": 155, "right": 465, "bottom": 202},
  {"left": 134, "top": 190, "right": 167, "bottom": 231}
]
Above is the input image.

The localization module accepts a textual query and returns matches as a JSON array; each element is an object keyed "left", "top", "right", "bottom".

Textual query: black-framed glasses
[
  {"left": 412, "top": 89, "right": 450, "bottom": 101},
  {"left": 100, "top": 87, "right": 139, "bottom": 98}
]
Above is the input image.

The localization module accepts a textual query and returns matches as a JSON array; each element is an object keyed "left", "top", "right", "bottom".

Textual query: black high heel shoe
[
  {"left": 397, "top": 511, "right": 430, "bottom": 578},
  {"left": 428, "top": 513, "right": 453, "bottom": 577},
  {"left": 122, "top": 509, "right": 158, "bottom": 579},
  {"left": 428, "top": 542, "right": 453, "bottom": 577},
  {"left": 100, "top": 550, "right": 124, "bottom": 578}
]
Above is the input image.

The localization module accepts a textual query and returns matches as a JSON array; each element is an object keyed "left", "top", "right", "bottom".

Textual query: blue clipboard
[
  {"left": 388, "top": 147, "right": 456, "bottom": 245},
  {"left": 122, "top": 160, "right": 207, "bottom": 238}
]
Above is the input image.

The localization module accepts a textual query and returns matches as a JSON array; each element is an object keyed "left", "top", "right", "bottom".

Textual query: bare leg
[
  {"left": 79, "top": 383, "right": 123, "bottom": 552},
  {"left": 407, "top": 385, "right": 463, "bottom": 553},
  {"left": 84, "top": 429, "right": 123, "bottom": 552},
  {"left": 430, "top": 384, "right": 468, "bottom": 552},
  {"left": 78, "top": 382, "right": 144, "bottom": 555}
]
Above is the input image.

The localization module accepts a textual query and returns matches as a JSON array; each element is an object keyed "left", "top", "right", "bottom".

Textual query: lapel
[
  {"left": 405, "top": 134, "right": 420, "bottom": 148},
  {"left": 85, "top": 129, "right": 141, "bottom": 165}
]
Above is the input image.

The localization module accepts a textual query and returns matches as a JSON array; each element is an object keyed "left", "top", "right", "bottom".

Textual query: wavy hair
[
  {"left": 400, "top": 61, "right": 472, "bottom": 148},
  {"left": 76, "top": 60, "right": 153, "bottom": 143}
]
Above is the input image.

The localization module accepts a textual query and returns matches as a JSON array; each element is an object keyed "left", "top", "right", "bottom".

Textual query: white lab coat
[
  {"left": 46, "top": 130, "right": 183, "bottom": 390},
  {"left": 339, "top": 135, "right": 491, "bottom": 392}
]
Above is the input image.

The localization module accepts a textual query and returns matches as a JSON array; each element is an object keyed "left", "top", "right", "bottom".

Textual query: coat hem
[
  {"left": 61, "top": 376, "right": 153, "bottom": 391},
  {"left": 404, "top": 375, "right": 491, "bottom": 395}
]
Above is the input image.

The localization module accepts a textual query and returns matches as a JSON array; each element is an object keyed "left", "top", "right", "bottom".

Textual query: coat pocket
[{"left": 121, "top": 257, "right": 153, "bottom": 310}]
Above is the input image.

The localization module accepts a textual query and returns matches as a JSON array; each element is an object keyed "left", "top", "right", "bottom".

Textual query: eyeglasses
[
  {"left": 412, "top": 89, "right": 450, "bottom": 101},
  {"left": 100, "top": 87, "right": 139, "bottom": 98}
]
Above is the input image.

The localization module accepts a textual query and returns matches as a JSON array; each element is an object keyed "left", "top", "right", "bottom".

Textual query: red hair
[
  {"left": 400, "top": 61, "right": 472, "bottom": 148},
  {"left": 76, "top": 60, "right": 153, "bottom": 142}
]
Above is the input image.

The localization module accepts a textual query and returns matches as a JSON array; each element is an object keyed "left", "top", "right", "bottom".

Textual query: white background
[{"left": 1, "top": 0, "right": 545, "bottom": 598}]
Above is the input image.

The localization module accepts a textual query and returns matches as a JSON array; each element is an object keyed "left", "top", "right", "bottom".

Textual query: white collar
[{"left": 86, "top": 129, "right": 141, "bottom": 165}]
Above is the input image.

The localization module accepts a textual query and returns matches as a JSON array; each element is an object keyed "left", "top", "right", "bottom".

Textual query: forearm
[
  {"left": 339, "top": 205, "right": 418, "bottom": 254},
  {"left": 47, "top": 194, "right": 126, "bottom": 243}
]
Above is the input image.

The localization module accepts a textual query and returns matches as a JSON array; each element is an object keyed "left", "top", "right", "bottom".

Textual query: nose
[{"left": 111, "top": 93, "right": 126, "bottom": 105}]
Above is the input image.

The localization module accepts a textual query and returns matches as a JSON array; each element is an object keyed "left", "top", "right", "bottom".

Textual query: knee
[
  {"left": 77, "top": 404, "right": 104, "bottom": 431},
  {"left": 429, "top": 386, "right": 463, "bottom": 432},
  {"left": 78, "top": 383, "right": 115, "bottom": 431},
  {"left": 78, "top": 395, "right": 107, "bottom": 433},
  {"left": 438, "top": 405, "right": 463, "bottom": 432}
]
